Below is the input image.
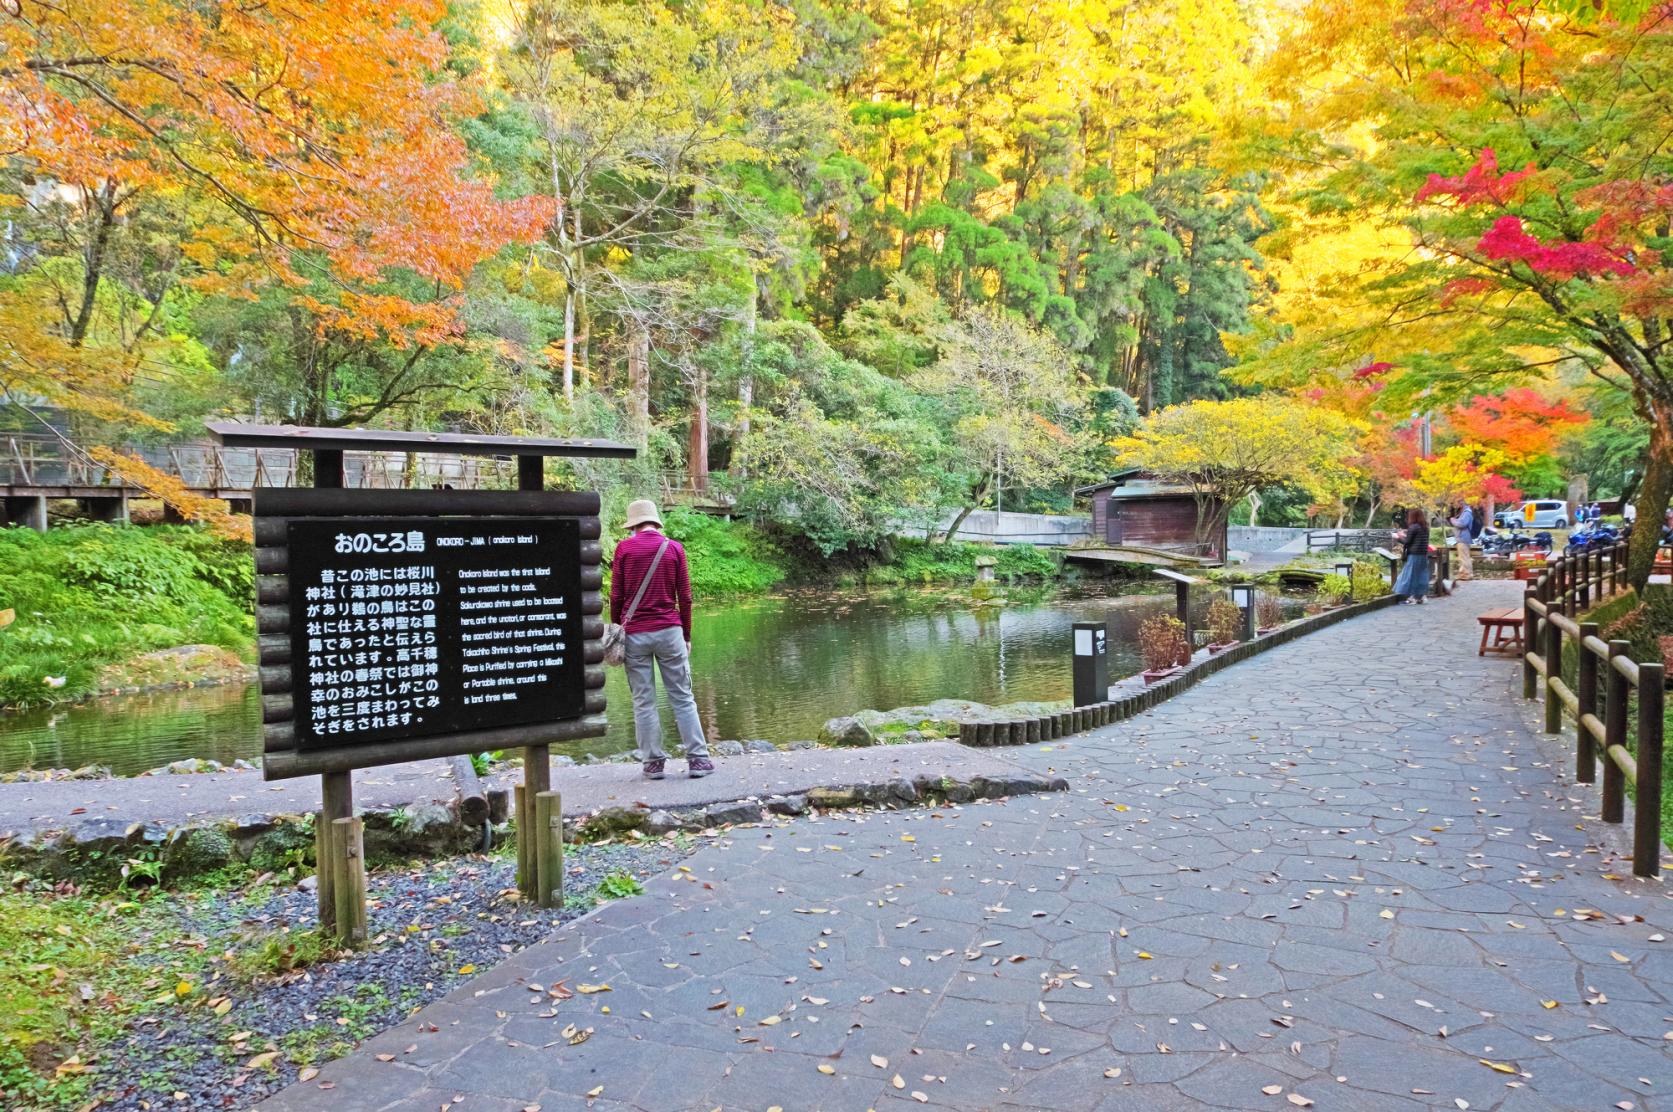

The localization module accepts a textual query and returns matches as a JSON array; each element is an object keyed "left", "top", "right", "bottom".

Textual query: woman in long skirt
[{"left": 1394, "top": 507, "right": 1431, "bottom": 604}]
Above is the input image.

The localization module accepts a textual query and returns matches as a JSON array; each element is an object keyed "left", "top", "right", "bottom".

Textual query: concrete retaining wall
[
  {"left": 897, "top": 510, "right": 1092, "bottom": 547},
  {"left": 1228, "top": 525, "right": 1309, "bottom": 553}
]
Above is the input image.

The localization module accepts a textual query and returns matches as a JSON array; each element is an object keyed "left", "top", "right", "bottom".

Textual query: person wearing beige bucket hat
[{"left": 609, "top": 500, "right": 713, "bottom": 778}]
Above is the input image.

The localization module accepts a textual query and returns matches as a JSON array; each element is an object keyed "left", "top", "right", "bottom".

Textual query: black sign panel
[{"left": 287, "top": 517, "right": 584, "bottom": 749}]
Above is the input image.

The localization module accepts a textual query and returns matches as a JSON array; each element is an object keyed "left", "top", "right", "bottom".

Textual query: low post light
[
  {"left": 1334, "top": 559, "right": 1355, "bottom": 602},
  {"left": 1230, "top": 583, "right": 1257, "bottom": 639}
]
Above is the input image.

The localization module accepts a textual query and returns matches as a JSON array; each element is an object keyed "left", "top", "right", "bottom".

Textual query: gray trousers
[{"left": 624, "top": 626, "right": 709, "bottom": 761}]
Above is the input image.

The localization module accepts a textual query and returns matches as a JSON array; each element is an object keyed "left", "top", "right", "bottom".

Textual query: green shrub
[
  {"left": 603, "top": 509, "right": 788, "bottom": 599},
  {"left": 0, "top": 524, "right": 256, "bottom": 709},
  {"left": 1316, "top": 573, "right": 1351, "bottom": 605},
  {"left": 597, "top": 871, "right": 644, "bottom": 899},
  {"left": 883, "top": 539, "right": 1057, "bottom": 586}
]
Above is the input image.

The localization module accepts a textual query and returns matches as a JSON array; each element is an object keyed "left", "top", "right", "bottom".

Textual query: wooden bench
[{"left": 1477, "top": 608, "right": 1525, "bottom": 657}]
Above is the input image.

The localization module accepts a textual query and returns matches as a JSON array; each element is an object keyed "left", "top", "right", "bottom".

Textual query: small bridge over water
[{"left": 0, "top": 432, "right": 735, "bottom": 530}]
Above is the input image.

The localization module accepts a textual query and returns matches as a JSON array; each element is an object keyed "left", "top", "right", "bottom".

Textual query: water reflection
[{"left": 0, "top": 583, "right": 1295, "bottom": 775}]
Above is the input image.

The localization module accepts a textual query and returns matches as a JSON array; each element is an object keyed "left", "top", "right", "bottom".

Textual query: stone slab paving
[
  {"left": 258, "top": 580, "right": 1673, "bottom": 1112},
  {"left": 0, "top": 742, "right": 1029, "bottom": 840}
]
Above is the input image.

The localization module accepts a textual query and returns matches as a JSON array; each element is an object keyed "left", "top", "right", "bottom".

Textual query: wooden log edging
[{"left": 959, "top": 593, "right": 1402, "bottom": 749}]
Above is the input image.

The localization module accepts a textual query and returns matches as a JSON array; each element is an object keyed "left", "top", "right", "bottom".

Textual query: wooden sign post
[{"left": 210, "top": 423, "right": 633, "bottom": 940}]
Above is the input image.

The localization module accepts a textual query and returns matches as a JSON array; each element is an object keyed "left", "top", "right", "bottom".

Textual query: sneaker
[
  {"left": 642, "top": 758, "right": 666, "bottom": 780},
  {"left": 687, "top": 756, "right": 715, "bottom": 779}
]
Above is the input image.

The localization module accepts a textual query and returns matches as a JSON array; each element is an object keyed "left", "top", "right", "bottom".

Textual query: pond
[{"left": 0, "top": 582, "right": 1296, "bottom": 777}]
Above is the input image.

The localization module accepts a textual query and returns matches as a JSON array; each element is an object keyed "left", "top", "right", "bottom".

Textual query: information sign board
[
  {"left": 252, "top": 487, "right": 606, "bottom": 780},
  {"left": 287, "top": 517, "right": 584, "bottom": 748}
]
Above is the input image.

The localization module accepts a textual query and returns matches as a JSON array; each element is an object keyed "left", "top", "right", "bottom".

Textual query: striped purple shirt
[{"left": 609, "top": 529, "right": 692, "bottom": 640}]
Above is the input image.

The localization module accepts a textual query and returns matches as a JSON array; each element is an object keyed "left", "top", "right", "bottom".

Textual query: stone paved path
[{"left": 259, "top": 581, "right": 1673, "bottom": 1112}]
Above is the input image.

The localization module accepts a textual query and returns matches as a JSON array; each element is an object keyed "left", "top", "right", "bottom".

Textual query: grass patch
[
  {"left": 0, "top": 524, "right": 254, "bottom": 710},
  {"left": 859, "top": 539, "right": 1059, "bottom": 587},
  {"left": 0, "top": 886, "right": 214, "bottom": 1109},
  {"left": 596, "top": 871, "right": 644, "bottom": 899},
  {"left": 224, "top": 927, "right": 336, "bottom": 982}
]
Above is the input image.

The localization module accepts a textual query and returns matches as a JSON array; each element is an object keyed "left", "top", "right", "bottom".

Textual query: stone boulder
[
  {"left": 579, "top": 805, "right": 650, "bottom": 838},
  {"left": 807, "top": 786, "right": 857, "bottom": 809},
  {"left": 818, "top": 716, "right": 877, "bottom": 747},
  {"left": 710, "top": 740, "right": 746, "bottom": 757},
  {"left": 164, "top": 827, "right": 235, "bottom": 877},
  {"left": 703, "top": 800, "right": 764, "bottom": 827},
  {"left": 742, "top": 740, "right": 779, "bottom": 754},
  {"left": 642, "top": 810, "right": 684, "bottom": 836},
  {"left": 767, "top": 794, "right": 809, "bottom": 816}
]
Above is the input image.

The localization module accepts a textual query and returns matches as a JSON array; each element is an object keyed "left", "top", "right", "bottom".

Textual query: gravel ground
[{"left": 86, "top": 838, "right": 691, "bottom": 1112}]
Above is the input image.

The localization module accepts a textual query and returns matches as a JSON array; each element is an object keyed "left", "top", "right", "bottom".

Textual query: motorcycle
[
  {"left": 1566, "top": 522, "right": 1622, "bottom": 554},
  {"left": 1480, "top": 528, "right": 1550, "bottom": 556}
]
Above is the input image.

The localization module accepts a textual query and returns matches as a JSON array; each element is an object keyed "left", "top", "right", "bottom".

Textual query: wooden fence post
[
  {"left": 535, "top": 789, "right": 562, "bottom": 908},
  {"left": 1544, "top": 605, "right": 1564, "bottom": 735},
  {"left": 330, "top": 817, "right": 367, "bottom": 944},
  {"left": 520, "top": 743, "right": 551, "bottom": 901},
  {"left": 514, "top": 782, "right": 530, "bottom": 899},
  {"left": 1576, "top": 622, "right": 1599, "bottom": 784},
  {"left": 1522, "top": 590, "right": 1539, "bottom": 701},
  {"left": 1603, "top": 641, "right": 1629, "bottom": 825},
  {"left": 318, "top": 770, "right": 362, "bottom": 943},
  {"left": 1578, "top": 548, "right": 1591, "bottom": 610},
  {"left": 1634, "top": 663, "right": 1664, "bottom": 877}
]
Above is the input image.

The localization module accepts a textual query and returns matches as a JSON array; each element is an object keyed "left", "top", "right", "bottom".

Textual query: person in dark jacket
[
  {"left": 610, "top": 500, "right": 713, "bottom": 780},
  {"left": 1394, "top": 508, "right": 1431, "bottom": 603}
]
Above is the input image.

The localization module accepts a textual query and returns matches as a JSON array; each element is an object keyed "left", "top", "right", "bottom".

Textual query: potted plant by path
[
  {"left": 1139, "top": 613, "right": 1192, "bottom": 683},
  {"left": 1205, "top": 598, "right": 1243, "bottom": 653},
  {"left": 1256, "top": 595, "right": 1285, "bottom": 635}
]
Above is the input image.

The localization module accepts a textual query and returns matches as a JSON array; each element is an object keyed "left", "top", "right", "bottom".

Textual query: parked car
[{"left": 1495, "top": 500, "right": 1569, "bottom": 529}]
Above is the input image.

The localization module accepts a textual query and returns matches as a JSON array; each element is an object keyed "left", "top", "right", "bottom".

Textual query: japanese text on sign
[{"left": 287, "top": 518, "right": 585, "bottom": 748}]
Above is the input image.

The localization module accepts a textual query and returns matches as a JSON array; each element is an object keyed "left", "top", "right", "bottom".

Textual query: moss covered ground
[{"left": 0, "top": 525, "right": 254, "bottom": 710}]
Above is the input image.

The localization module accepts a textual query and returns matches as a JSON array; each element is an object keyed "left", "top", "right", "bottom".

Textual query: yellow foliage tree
[{"left": 1112, "top": 395, "right": 1362, "bottom": 547}]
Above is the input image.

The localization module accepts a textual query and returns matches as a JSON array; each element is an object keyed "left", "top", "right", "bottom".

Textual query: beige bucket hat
[{"left": 624, "top": 499, "right": 663, "bottom": 530}]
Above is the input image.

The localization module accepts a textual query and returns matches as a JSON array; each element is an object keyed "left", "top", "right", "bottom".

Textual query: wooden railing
[
  {"left": 2, "top": 434, "right": 520, "bottom": 493},
  {"left": 1522, "top": 539, "right": 1665, "bottom": 876}
]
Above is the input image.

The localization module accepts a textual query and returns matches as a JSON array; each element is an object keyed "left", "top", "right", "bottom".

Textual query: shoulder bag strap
[{"left": 619, "top": 538, "right": 671, "bottom": 627}]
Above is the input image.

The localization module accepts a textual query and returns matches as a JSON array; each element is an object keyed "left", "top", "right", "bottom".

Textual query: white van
[{"left": 1498, "top": 500, "right": 1569, "bottom": 529}]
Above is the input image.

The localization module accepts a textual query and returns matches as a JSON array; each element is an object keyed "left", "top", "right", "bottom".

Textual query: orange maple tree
[
  {"left": 1445, "top": 388, "right": 1589, "bottom": 465},
  {"left": 0, "top": 0, "right": 553, "bottom": 446}
]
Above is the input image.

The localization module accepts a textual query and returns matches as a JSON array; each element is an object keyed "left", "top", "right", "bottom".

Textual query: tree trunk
[
  {"left": 573, "top": 202, "right": 588, "bottom": 385},
  {"left": 69, "top": 183, "right": 117, "bottom": 346},
  {"left": 1246, "top": 490, "right": 1260, "bottom": 528},
  {"left": 688, "top": 369, "right": 709, "bottom": 493},
  {"left": 936, "top": 474, "right": 990, "bottom": 543},
  {"left": 1626, "top": 422, "right": 1672, "bottom": 593},
  {"left": 736, "top": 290, "right": 756, "bottom": 478},
  {"left": 626, "top": 320, "right": 651, "bottom": 451},
  {"left": 562, "top": 284, "right": 576, "bottom": 402},
  {"left": 942, "top": 501, "right": 979, "bottom": 545}
]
